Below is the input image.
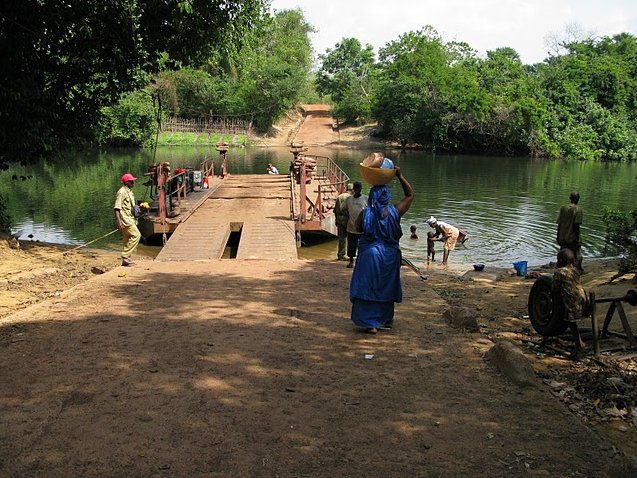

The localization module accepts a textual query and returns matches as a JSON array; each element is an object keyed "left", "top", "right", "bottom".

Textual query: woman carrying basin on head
[{"left": 350, "top": 153, "right": 415, "bottom": 333}]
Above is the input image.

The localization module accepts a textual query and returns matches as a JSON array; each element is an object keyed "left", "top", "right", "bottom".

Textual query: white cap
[{"left": 426, "top": 216, "right": 437, "bottom": 225}]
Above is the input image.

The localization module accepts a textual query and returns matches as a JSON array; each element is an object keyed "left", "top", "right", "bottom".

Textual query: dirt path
[
  {"left": 0, "top": 251, "right": 635, "bottom": 476},
  {"left": 253, "top": 104, "right": 386, "bottom": 149}
]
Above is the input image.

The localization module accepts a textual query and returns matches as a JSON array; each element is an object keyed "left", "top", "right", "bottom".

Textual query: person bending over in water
[{"left": 426, "top": 216, "right": 459, "bottom": 266}]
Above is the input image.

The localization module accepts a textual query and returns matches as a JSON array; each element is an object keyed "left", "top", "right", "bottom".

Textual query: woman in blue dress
[{"left": 350, "top": 167, "right": 414, "bottom": 333}]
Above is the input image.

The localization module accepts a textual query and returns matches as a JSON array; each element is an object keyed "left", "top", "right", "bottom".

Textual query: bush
[
  {"left": 602, "top": 206, "right": 637, "bottom": 280},
  {"left": 0, "top": 193, "right": 11, "bottom": 234},
  {"left": 96, "top": 90, "right": 157, "bottom": 147}
]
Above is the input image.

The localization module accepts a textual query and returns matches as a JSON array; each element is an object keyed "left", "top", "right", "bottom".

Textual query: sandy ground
[
  {"left": 1, "top": 238, "right": 637, "bottom": 477},
  {"left": 2, "top": 109, "right": 637, "bottom": 476}
]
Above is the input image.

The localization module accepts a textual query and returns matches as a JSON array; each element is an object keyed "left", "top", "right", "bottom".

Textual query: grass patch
[{"left": 158, "top": 131, "right": 246, "bottom": 146}]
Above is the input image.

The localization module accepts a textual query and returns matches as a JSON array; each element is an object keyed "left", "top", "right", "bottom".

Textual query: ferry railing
[
  {"left": 289, "top": 170, "right": 298, "bottom": 221},
  {"left": 199, "top": 158, "right": 215, "bottom": 179},
  {"left": 294, "top": 153, "right": 349, "bottom": 222},
  {"left": 289, "top": 171, "right": 302, "bottom": 246}
]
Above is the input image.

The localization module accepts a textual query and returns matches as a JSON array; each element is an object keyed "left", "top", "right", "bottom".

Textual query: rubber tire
[{"left": 527, "top": 275, "right": 568, "bottom": 336}]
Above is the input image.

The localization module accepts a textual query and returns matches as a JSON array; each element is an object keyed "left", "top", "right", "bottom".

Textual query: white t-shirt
[{"left": 344, "top": 194, "right": 368, "bottom": 233}]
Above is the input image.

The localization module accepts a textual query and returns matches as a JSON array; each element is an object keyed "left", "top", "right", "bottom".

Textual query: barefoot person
[
  {"left": 426, "top": 216, "right": 459, "bottom": 266},
  {"left": 427, "top": 231, "right": 436, "bottom": 262},
  {"left": 114, "top": 173, "right": 141, "bottom": 267},
  {"left": 350, "top": 163, "right": 414, "bottom": 333}
]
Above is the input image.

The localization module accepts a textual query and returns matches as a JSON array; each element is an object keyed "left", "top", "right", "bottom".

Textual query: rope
[{"left": 60, "top": 229, "right": 119, "bottom": 255}]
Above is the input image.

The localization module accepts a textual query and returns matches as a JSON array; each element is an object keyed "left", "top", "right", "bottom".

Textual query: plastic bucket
[{"left": 512, "top": 261, "right": 528, "bottom": 276}]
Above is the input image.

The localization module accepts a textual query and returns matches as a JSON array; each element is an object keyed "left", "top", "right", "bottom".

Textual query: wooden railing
[
  {"left": 162, "top": 116, "right": 250, "bottom": 135},
  {"left": 293, "top": 153, "right": 349, "bottom": 222}
]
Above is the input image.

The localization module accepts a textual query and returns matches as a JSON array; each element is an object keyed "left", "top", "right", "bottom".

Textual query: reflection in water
[
  {"left": 2, "top": 146, "right": 636, "bottom": 268},
  {"left": 10, "top": 219, "right": 83, "bottom": 245}
]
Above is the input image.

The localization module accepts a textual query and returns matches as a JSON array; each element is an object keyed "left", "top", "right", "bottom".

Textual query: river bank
[{"left": 1, "top": 236, "right": 636, "bottom": 476}]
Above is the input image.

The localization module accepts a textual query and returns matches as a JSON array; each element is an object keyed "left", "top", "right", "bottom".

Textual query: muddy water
[{"left": 2, "top": 146, "right": 636, "bottom": 268}]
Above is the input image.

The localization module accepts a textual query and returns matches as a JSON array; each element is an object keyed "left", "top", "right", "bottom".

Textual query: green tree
[
  {"left": 155, "top": 68, "right": 216, "bottom": 118},
  {"left": 534, "top": 33, "right": 637, "bottom": 160},
  {"left": 316, "top": 38, "right": 376, "bottom": 123},
  {"left": 96, "top": 89, "right": 157, "bottom": 147},
  {"left": 0, "top": 0, "right": 267, "bottom": 167},
  {"left": 373, "top": 27, "right": 460, "bottom": 149},
  {"left": 231, "top": 8, "right": 315, "bottom": 131}
]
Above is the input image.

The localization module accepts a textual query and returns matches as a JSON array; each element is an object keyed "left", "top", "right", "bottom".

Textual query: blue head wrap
[{"left": 362, "top": 185, "right": 402, "bottom": 244}]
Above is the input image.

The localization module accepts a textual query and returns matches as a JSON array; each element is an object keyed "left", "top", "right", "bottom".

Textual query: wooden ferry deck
[
  {"left": 155, "top": 175, "right": 298, "bottom": 261},
  {"left": 143, "top": 144, "right": 348, "bottom": 262}
]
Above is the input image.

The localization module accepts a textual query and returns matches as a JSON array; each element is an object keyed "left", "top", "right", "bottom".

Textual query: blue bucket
[{"left": 512, "top": 261, "right": 528, "bottom": 276}]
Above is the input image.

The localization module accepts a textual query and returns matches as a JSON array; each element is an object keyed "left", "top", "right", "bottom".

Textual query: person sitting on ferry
[{"left": 267, "top": 162, "right": 279, "bottom": 174}]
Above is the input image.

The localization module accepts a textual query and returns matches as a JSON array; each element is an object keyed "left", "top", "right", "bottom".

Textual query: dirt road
[{"left": 0, "top": 256, "right": 633, "bottom": 477}]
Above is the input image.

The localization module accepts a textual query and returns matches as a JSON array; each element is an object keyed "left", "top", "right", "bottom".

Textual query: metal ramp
[
  {"left": 155, "top": 175, "right": 298, "bottom": 261},
  {"left": 236, "top": 220, "right": 297, "bottom": 260}
]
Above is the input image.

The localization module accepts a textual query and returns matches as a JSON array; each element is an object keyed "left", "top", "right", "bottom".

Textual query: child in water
[
  {"left": 427, "top": 232, "right": 436, "bottom": 262},
  {"left": 410, "top": 225, "right": 418, "bottom": 239}
]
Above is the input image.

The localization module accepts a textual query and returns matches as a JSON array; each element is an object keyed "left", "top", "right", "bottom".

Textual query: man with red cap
[{"left": 114, "top": 173, "right": 141, "bottom": 266}]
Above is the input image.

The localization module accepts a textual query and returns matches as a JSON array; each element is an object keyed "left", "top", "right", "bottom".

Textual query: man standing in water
[
  {"left": 114, "top": 173, "right": 141, "bottom": 267},
  {"left": 557, "top": 191, "right": 583, "bottom": 271}
]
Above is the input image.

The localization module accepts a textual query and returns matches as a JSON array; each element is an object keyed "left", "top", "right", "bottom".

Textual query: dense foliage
[
  {"left": 602, "top": 207, "right": 637, "bottom": 279},
  {"left": 0, "top": 0, "right": 266, "bottom": 167},
  {"left": 95, "top": 90, "right": 158, "bottom": 147},
  {"left": 318, "top": 27, "right": 637, "bottom": 160},
  {"left": 3, "top": 2, "right": 637, "bottom": 162},
  {"left": 99, "top": 7, "right": 315, "bottom": 143},
  {"left": 315, "top": 38, "right": 376, "bottom": 124},
  {"left": 151, "top": 9, "right": 314, "bottom": 133}
]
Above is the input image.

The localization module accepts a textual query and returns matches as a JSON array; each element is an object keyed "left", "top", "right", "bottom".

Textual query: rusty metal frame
[
  {"left": 588, "top": 289, "right": 637, "bottom": 356},
  {"left": 290, "top": 144, "right": 349, "bottom": 225}
]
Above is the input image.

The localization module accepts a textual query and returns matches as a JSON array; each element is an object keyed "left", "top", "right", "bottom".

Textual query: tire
[{"left": 527, "top": 275, "right": 568, "bottom": 336}]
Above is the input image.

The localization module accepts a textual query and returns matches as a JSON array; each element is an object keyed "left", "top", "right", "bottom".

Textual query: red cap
[{"left": 121, "top": 173, "right": 137, "bottom": 183}]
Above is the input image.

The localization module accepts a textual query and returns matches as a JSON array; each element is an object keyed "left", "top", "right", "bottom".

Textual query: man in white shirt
[{"left": 344, "top": 181, "right": 368, "bottom": 268}]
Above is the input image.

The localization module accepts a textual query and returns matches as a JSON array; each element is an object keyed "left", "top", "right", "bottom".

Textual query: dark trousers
[
  {"left": 559, "top": 241, "right": 583, "bottom": 271},
  {"left": 337, "top": 224, "right": 347, "bottom": 259},
  {"left": 347, "top": 232, "right": 362, "bottom": 259}
]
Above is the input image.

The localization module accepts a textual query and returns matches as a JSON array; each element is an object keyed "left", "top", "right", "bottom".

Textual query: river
[{"left": 1, "top": 146, "right": 636, "bottom": 268}]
